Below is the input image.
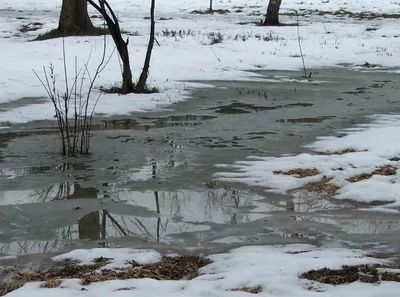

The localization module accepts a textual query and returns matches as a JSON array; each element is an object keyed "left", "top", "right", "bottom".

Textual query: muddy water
[{"left": 1, "top": 67, "right": 400, "bottom": 266}]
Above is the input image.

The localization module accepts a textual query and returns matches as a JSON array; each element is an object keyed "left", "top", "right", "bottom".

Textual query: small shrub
[{"left": 207, "top": 32, "right": 224, "bottom": 45}]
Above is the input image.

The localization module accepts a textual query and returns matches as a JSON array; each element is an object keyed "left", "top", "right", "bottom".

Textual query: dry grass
[
  {"left": 13, "top": 258, "right": 110, "bottom": 283},
  {"left": 231, "top": 286, "right": 263, "bottom": 294},
  {"left": 114, "top": 287, "right": 136, "bottom": 291},
  {"left": 390, "top": 157, "right": 400, "bottom": 161},
  {"left": 273, "top": 168, "right": 319, "bottom": 178},
  {"left": 347, "top": 165, "right": 397, "bottom": 183},
  {"left": 40, "top": 279, "right": 62, "bottom": 288},
  {"left": 315, "top": 148, "right": 362, "bottom": 155},
  {"left": 8, "top": 255, "right": 210, "bottom": 290},
  {"left": 301, "top": 264, "right": 400, "bottom": 285},
  {"left": 80, "top": 255, "right": 209, "bottom": 285},
  {"left": 0, "top": 284, "right": 23, "bottom": 296},
  {"left": 303, "top": 176, "right": 339, "bottom": 195},
  {"left": 286, "top": 250, "right": 312, "bottom": 255}
]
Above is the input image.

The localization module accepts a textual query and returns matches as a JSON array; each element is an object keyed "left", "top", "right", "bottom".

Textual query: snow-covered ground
[
  {"left": 2, "top": 1, "right": 400, "bottom": 295},
  {"left": 6, "top": 244, "right": 400, "bottom": 297},
  {"left": 0, "top": 0, "right": 400, "bottom": 123},
  {"left": 216, "top": 114, "right": 400, "bottom": 213}
]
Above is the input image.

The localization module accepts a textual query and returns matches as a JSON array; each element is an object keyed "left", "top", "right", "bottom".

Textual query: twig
[{"left": 294, "top": 10, "right": 309, "bottom": 78}]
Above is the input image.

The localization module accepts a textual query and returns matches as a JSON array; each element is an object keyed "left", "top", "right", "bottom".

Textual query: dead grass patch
[
  {"left": 286, "top": 250, "right": 312, "bottom": 255},
  {"left": 273, "top": 168, "right": 319, "bottom": 178},
  {"left": 0, "top": 284, "right": 23, "bottom": 296},
  {"left": 347, "top": 165, "right": 397, "bottom": 183},
  {"left": 10, "top": 255, "right": 210, "bottom": 288},
  {"left": 301, "top": 264, "right": 400, "bottom": 285},
  {"left": 13, "top": 258, "right": 110, "bottom": 283},
  {"left": 191, "top": 9, "right": 230, "bottom": 14},
  {"left": 114, "top": 287, "right": 136, "bottom": 291},
  {"left": 315, "top": 149, "right": 363, "bottom": 155},
  {"left": 303, "top": 176, "right": 339, "bottom": 195},
  {"left": 80, "top": 255, "right": 210, "bottom": 285},
  {"left": 231, "top": 286, "right": 263, "bottom": 294},
  {"left": 40, "top": 279, "right": 62, "bottom": 288}
]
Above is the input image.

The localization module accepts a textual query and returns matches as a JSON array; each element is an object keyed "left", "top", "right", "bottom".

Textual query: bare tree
[
  {"left": 88, "top": 0, "right": 135, "bottom": 93},
  {"left": 88, "top": 0, "right": 156, "bottom": 94},
  {"left": 135, "top": 0, "right": 156, "bottom": 93},
  {"left": 58, "top": 0, "right": 95, "bottom": 34},
  {"left": 263, "top": 0, "right": 282, "bottom": 26}
]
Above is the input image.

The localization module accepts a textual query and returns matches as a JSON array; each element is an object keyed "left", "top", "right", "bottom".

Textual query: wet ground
[{"left": 1, "top": 67, "right": 400, "bottom": 267}]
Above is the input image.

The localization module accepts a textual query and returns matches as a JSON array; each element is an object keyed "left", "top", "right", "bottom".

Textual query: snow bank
[
  {"left": 7, "top": 244, "right": 399, "bottom": 297},
  {"left": 0, "top": 0, "right": 400, "bottom": 123}
]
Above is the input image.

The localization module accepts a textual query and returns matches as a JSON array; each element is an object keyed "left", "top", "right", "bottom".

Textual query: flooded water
[{"left": 1, "top": 67, "right": 400, "bottom": 265}]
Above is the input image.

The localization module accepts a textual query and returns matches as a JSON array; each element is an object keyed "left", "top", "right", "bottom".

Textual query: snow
[
  {"left": 216, "top": 114, "right": 400, "bottom": 210},
  {"left": 6, "top": 244, "right": 400, "bottom": 297},
  {"left": 1, "top": 0, "right": 400, "bottom": 123},
  {"left": 2, "top": 1, "right": 400, "bottom": 295},
  {"left": 52, "top": 248, "right": 161, "bottom": 270}
]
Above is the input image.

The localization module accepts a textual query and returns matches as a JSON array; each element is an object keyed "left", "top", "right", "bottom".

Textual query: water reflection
[
  {"left": 0, "top": 162, "right": 92, "bottom": 181},
  {"left": 0, "top": 182, "right": 99, "bottom": 205},
  {"left": 0, "top": 187, "right": 270, "bottom": 256},
  {"left": 341, "top": 220, "right": 400, "bottom": 234},
  {"left": 2, "top": 161, "right": 400, "bottom": 258}
]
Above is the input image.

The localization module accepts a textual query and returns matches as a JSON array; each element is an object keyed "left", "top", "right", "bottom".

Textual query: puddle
[
  {"left": 0, "top": 187, "right": 272, "bottom": 256},
  {"left": 0, "top": 162, "right": 93, "bottom": 181},
  {"left": 341, "top": 220, "right": 400, "bottom": 234},
  {"left": 98, "top": 115, "right": 217, "bottom": 130},
  {"left": 1, "top": 67, "right": 400, "bottom": 261},
  {"left": 0, "top": 97, "right": 47, "bottom": 113}
]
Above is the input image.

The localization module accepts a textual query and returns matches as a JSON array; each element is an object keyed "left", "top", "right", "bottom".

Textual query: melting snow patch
[
  {"left": 6, "top": 244, "right": 400, "bottom": 297},
  {"left": 215, "top": 114, "right": 400, "bottom": 211}
]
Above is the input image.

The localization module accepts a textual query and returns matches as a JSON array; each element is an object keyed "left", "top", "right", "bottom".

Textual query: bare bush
[{"left": 33, "top": 38, "right": 108, "bottom": 156}]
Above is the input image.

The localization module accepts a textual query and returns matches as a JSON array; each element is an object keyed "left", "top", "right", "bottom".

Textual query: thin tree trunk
[
  {"left": 263, "top": 0, "right": 282, "bottom": 26},
  {"left": 87, "top": 0, "right": 135, "bottom": 93},
  {"left": 121, "top": 45, "right": 135, "bottom": 93},
  {"left": 58, "top": 0, "right": 94, "bottom": 34},
  {"left": 135, "top": 0, "right": 156, "bottom": 93},
  {"left": 210, "top": 0, "right": 213, "bottom": 11}
]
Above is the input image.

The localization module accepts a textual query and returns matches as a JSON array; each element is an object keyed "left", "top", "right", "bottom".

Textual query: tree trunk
[
  {"left": 58, "top": 0, "right": 94, "bottom": 34},
  {"left": 121, "top": 48, "right": 135, "bottom": 93},
  {"left": 263, "top": 0, "right": 282, "bottom": 26},
  {"left": 135, "top": 0, "right": 156, "bottom": 93},
  {"left": 87, "top": 0, "right": 135, "bottom": 94},
  {"left": 210, "top": 0, "right": 213, "bottom": 11}
]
